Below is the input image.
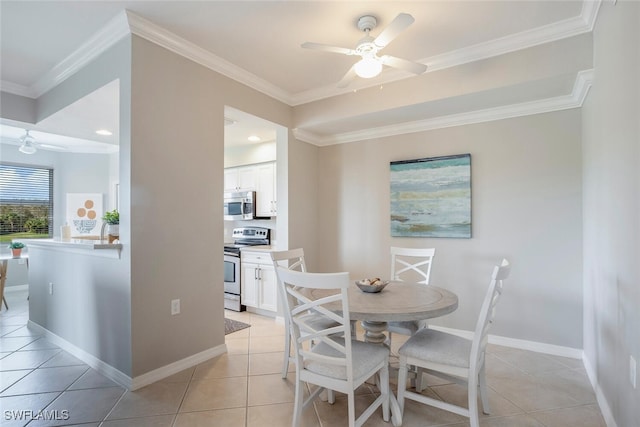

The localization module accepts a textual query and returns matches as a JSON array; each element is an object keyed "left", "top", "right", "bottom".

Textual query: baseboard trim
[
  {"left": 27, "top": 321, "right": 132, "bottom": 389},
  {"left": 130, "top": 344, "right": 227, "bottom": 391},
  {"left": 583, "top": 355, "right": 618, "bottom": 427},
  {"left": 428, "top": 325, "right": 583, "bottom": 359},
  {"left": 27, "top": 321, "right": 228, "bottom": 391}
]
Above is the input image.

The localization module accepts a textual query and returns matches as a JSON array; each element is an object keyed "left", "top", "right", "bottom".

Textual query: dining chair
[
  {"left": 275, "top": 266, "right": 390, "bottom": 427},
  {"left": 396, "top": 258, "right": 511, "bottom": 427},
  {"left": 387, "top": 247, "right": 436, "bottom": 348},
  {"left": 270, "top": 249, "right": 341, "bottom": 379}
]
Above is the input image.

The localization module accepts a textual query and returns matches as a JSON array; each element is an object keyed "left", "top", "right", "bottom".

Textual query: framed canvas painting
[{"left": 390, "top": 154, "right": 471, "bottom": 238}]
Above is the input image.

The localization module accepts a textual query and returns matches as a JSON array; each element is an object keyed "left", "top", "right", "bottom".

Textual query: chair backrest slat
[{"left": 390, "top": 246, "right": 436, "bottom": 285}]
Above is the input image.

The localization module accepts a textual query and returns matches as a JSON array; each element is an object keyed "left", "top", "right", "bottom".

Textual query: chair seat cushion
[
  {"left": 398, "top": 328, "right": 471, "bottom": 368},
  {"left": 306, "top": 338, "right": 388, "bottom": 380},
  {"left": 387, "top": 320, "right": 421, "bottom": 336}
]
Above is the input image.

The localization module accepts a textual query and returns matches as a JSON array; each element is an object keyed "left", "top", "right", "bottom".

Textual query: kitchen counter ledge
[{"left": 21, "top": 238, "right": 123, "bottom": 259}]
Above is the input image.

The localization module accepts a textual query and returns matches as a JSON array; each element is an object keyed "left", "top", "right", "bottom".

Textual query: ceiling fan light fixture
[
  {"left": 18, "top": 130, "right": 37, "bottom": 154},
  {"left": 354, "top": 57, "right": 382, "bottom": 78}
]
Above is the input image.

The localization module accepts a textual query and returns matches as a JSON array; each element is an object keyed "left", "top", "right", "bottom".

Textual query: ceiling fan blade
[
  {"left": 380, "top": 55, "right": 427, "bottom": 75},
  {"left": 374, "top": 13, "right": 415, "bottom": 48},
  {"left": 337, "top": 65, "right": 358, "bottom": 88},
  {"left": 301, "top": 42, "right": 355, "bottom": 56}
]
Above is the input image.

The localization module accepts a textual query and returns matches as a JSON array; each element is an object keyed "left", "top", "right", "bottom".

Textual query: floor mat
[{"left": 224, "top": 318, "right": 251, "bottom": 335}]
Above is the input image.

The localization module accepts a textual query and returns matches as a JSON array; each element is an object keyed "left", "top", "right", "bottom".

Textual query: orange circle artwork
[
  {"left": 84, "top": 200, "right": 94, "bottom": 209},
  {"left": 77, "top": 208, "right": 86, "bottom": 217},
  {"left": 87, "top": 210, "right": 97, "bottom": 220}
]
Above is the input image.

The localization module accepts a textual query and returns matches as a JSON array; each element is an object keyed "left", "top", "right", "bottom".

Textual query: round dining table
[{"left": 308, "top": 280, "right": 459, "bottom": 344}]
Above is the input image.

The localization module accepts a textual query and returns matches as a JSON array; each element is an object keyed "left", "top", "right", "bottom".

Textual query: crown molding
[
  {"left": 0, "top": 80, "right": 34, "bottom": 98},
  {"left": 295, "top": 69, "right": 594, "bottom": 146},
  {"left": 290, "top": 0, "right": 601, "bottom": 106},
  {"left": 1, "top": 1, "right": 600, "bottom": 106},
  {"left": 125, "top": 11, "right": 293, "bottom": 105}
]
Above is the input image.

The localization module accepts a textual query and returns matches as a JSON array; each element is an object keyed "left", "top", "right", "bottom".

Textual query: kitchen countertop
[{"left": 18, "top": 238, "right": 122, "bottom": 259}]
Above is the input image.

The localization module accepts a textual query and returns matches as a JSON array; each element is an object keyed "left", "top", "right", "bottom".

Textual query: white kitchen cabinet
[
  {"left": 224, "top": 165, "right": 257, "bottom": 192},
  {"left": 255, "top": 162, "right": 277, "bottom": 217},
  {"left": 241, "top": 250, "right": 277, "bottom": 312}
]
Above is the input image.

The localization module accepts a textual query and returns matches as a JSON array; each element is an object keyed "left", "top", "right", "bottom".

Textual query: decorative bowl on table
[{"left": 355, "top": 278, "right": 390, "bottom": 293}]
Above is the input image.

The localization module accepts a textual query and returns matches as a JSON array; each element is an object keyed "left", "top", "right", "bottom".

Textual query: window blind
[{"left": 0, "top": 163, "right": 54, "bottom": 238}]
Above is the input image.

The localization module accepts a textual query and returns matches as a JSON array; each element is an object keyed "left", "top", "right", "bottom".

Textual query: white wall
[
  {"left": 582, "top": 2, "right": 640, "bottom": 426},
  {"left": 317, "top": 110, "right": 583, "bottom": 349}
]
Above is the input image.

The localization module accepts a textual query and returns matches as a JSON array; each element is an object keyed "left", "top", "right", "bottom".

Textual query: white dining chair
[
  {"left": 275, "top": 266, "right": 390, "bottom": 427},
  {"left": 270, "top": 249, "right": 342, "bottom": 379},
  {"left": 387, "top": 247, "right": 436, "bottom": 348},
  {"left": 396, "top": 258, "right": 511, "bottom": 427}
]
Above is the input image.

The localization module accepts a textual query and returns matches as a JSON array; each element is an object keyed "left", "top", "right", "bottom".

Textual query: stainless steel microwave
[{"left": 224, "top": 191, "right": 255, "bottom": 221}]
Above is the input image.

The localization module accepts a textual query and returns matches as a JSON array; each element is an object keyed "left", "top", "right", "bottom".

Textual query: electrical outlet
[
  {"left": 171, "top": 299, "right": 180, "bottom": 315},
  {"left": 631, "top": 355, "right": 637, "bottom": 389},
  {"left": 49, "top": 282, "right": 53, "bottom": 295}
]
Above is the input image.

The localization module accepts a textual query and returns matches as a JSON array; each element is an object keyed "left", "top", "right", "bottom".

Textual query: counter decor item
[
  {"left": 102, "top": 210, "right": 119, "bottom": 243},
  {"left": 355, "top": 278, "right": 389, "bottom": 293},
  {"left": 9, "top": 242, "right": 25, "bottom": 257}
]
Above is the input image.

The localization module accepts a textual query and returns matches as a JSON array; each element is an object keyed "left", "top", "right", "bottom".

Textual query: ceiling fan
[
  {"left": 302, "top": 13, "right": 428, "bottom": 88},
  {"left": 18, "top": 129, "right": 67, "bottom": 154}
]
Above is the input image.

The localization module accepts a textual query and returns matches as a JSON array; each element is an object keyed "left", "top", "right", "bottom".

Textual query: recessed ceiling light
[
  {"left": 248, "top": 135, "right": 261, "bottom": 142},
  {"left": 96, "top": 129, "right": 112, "bottom": 136}
]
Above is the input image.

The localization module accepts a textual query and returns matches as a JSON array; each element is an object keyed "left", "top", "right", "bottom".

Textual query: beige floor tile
[
  {"left": 249, "top": 319, "right": 286, "bottom": 337},
  {"left": 225, "top": 337, "right": 249, "bottom": 355},
  {"left": 40, "top": 351, "right": 86, "bottom": 368},
  {"left": 488, "top": 374, "right": 583, "bottom": 412},
  {"left": 29, "top": 387, "right": 126, "bottom": 426},
  {"left": 100, "top": 414, "right": 175, "bottom": 426},
  {"left": 1, "top": 365, "right": 88, "bottom": 396},
  {"left": 0, "top": 369, "right": 31, "bottom": 392},
  {"left": 192, "top": 353, "right": 248, "bottom": 379},
  {"left": 479, "top": 413, "right": 547, "bottom": 426},
  {"left": 429, "top": 382, "right": 525, "bottom": 418},
  {"left": 19, "top": 337, "right": 60, "bottom": 351},
  {"left": 226, "top": 326, "right": 251, "bottom": 339},
  {"left": 179, "top": 376, "right": 247, "bottom": 412},
  {"left": 0, "top": 336, "right": 39, "bottom": 352},
  {"left": 1, "top": 326, "right": 43, "bottom": 338},
  {"left": 0, "top": 392, "right": 60, "bottom": 427},
  {"left": 313, "top": 393, "right": 391, "bottom": 427},
  {"left": 493, "top": 349, "right": 570, "bottom": 375},
  {"left": 248, "top": 372, "right": 298, "bottom": 406},
  {"left": 0, "top": 349, "right": 60, "bottom": 370},
  {"left": 174, "top": 407, "right": 245, "bottom": 427},
  {"left": 157, "top": 366, "right": 195, "bottom": 383},
  {"left": 530, "top": 404, "right": 606, "bottom": 427},
  {"left": 106, "top": 382, "right": 189, "bottom": 420},
  {"left": 249, "top": 335, "right": 286, "bottom": 354},
  {"left": 395, "top": 388, "right": 466, "bottom": 426},
  {"left": 533, "top": 368, "right": 597, "bottom": 405},
  {"left": 249, "top": 351, "right": 292, "bottom": 376},
  {"left": 247, "top": 402, "right": 321, "bottom": 427},
  {"left": 68, "top": 368, "right": 121, "bottom": 390}
]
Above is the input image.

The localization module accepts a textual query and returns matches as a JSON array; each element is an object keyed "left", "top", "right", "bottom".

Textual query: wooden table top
[{"left": 307, "top": 280, "right": 458, "bottom": 322}]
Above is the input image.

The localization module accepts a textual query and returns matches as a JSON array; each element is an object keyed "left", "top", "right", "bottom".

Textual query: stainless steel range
[{"left": 223, "top": 226, "right": 270, "bottom": 311}]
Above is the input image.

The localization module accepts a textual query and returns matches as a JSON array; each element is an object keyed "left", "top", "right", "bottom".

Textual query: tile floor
[{"left": 0, "top": 289, "right": 606, "bottom": 427}]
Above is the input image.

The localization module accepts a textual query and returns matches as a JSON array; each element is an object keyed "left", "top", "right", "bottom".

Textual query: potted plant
[
  {"left": 9, "top": 241, "right": 25, "bottom": 257},
  {"left": 102, "top": 210, "right": 120, "bottom": 243}
]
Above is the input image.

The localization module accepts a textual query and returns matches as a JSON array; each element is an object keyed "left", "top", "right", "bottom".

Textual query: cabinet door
[
  {"left": 238, "top": 166, "right": 257, "bottom": 190},
  {"left": 241, "top": 262, "right": 259, "bottom": 308},
  {"left": 224, "top": 168, "right": 239, "bottom": 192},
  {"left": 259, "top": 265, "right": 278, "bottom": 312},
  {"left": 255, "top": 162, "right": 276, "bottom": 217}
]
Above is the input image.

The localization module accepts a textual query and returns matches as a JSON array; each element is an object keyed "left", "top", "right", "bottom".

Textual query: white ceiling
[{"left": 0, "top": 1, "right": 593, "bottom": 152}]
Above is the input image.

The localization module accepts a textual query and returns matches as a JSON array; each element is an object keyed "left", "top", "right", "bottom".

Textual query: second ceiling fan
[{"left": 302, "top": 13, "right": 428, "bottom": 88}]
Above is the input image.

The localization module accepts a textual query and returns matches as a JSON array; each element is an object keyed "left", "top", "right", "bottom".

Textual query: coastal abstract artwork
[
  {"left": 66, "top": 193, "right": 103, "bottom": 236},
  {"left": 390, "top": 154, "right": 471, "bottom": 238}
]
